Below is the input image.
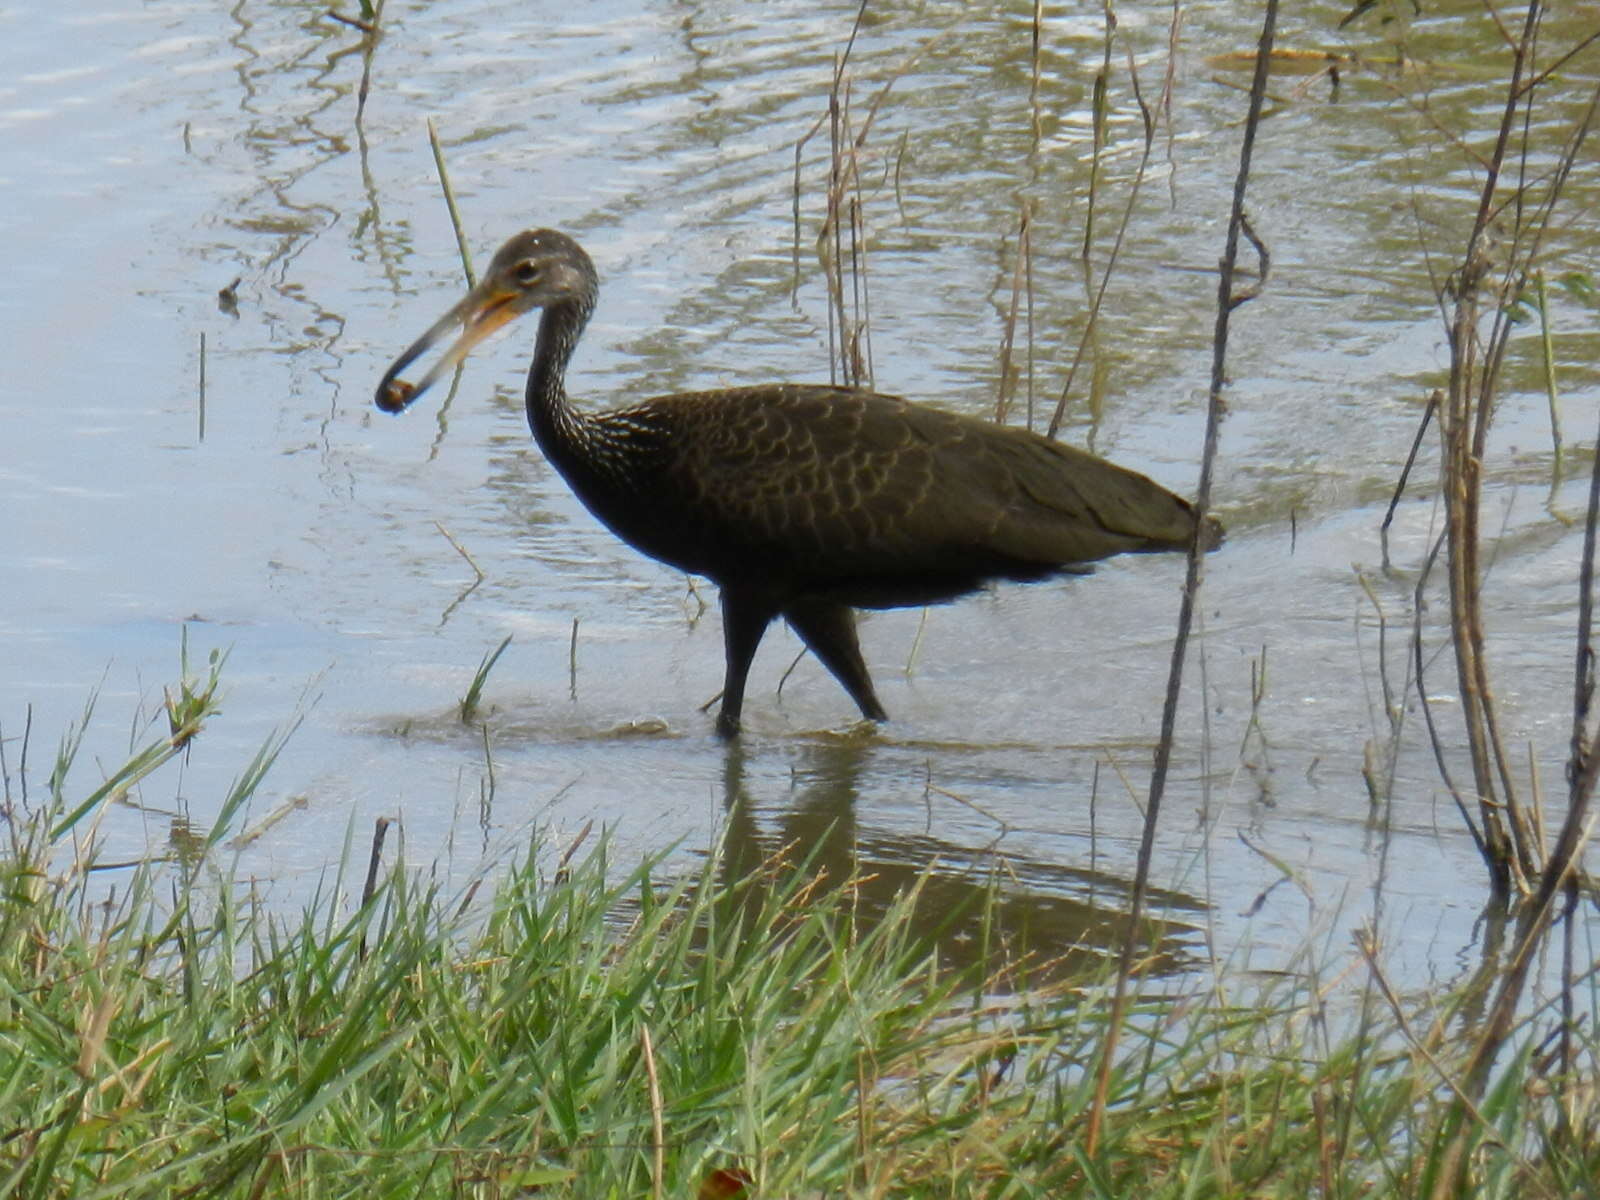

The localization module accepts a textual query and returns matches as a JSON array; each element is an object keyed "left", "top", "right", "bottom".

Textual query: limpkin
[{"left": 376, "top": 229, "right": 1220, "bottom": 736}]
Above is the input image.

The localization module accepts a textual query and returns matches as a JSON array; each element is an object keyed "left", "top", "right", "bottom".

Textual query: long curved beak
[{"left": 375, "top": 278, "right": 522, "bottom": 414}]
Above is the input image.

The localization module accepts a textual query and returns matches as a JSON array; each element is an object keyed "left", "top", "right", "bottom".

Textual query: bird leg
[
  {"left": 782, "top": 600, "right": 888, "bottom": 724},
  {"left": 716, "top": 591, "right": 776, "bottom": 738}
]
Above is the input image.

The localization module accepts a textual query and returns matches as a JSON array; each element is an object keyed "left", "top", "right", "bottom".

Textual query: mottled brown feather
[{"left": 570, "top": 385, "right": 1210, "bottom": 609}]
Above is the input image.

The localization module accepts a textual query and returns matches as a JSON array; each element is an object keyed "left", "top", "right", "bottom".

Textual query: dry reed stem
[
  {"left": 1354, "top": 928, "right": 1496, "bottom": 1133},
  {"left": 994, "top": 204, "right": 1033, "bottom": 425},
  {"left": 433, "top": 521, "right": 485, "bottom": 627},
  {"left": 357, "top": 815, "right": 391, "bottom": 960},
  {"left": 555, "top": 819, "right": 593, "bottom": 885},
  {"left": 823, "top": 79, "right": 855, "bottom": 385},
  {"left": 325, "top": 9, "right": 374, "bottom": 35},
  {"left": 228, "top": 793, "right": 310, "bottom": 850},
  {"left": 1379, "top": 390, "right": 1437, "bottom": 567},
  {"left": 1047, "top": 40, "right": 1156, "bottom": 439},
  {"left": 1533, "top": 271, "right": 1565, "bottom": 478},
  {"left": 1421, "top": 7, "right": 1600, "bottom": 1188},
  {"left": 353, "top": 3, "right": 378, "bottom": 122},
  {"left": 1084, "top": 1, "right": 1271, "bottom": 1156},
  {"left": 568, "top": 616, "right": 579, "bottom": 701},
  {"left": 822, "top": 68, "right": 871, "bottom": 388},
  {"left": 795, "top": 8, "right": 944, "bottom": 389},
  {"left": 854, "top": 1051, "right": 870, "bottom": 1191},
  {"left": 1411, "top": 527, "right": 1491, "bottom": 861},
  {"left": 815, "top": 3, "right": 869, "bottom": 387},
  {"left": 426, "top": 119, "right": 474, "bottom": 288},
  {"left": 1433, "top": 802, "right": 1600, "bottom": 1198},
  {"left": 1440, "top": 253, "right": 1524, "bottom": 896},
  {"left": 641, "top": 1024, "right": 664, "bottom": 1200},
  {"left": 0, "top": 703, "right": 28, "bottom": 812},
  {"left": 1413, "top": 5, "right": 1600, "bottom": 904},
  {"left": 432, "top": 522, "right": 484, "bottom": 583}
]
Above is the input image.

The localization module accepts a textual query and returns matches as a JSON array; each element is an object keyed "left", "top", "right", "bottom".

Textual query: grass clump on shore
[{"left": 1, "top": 661, "right": 1597, "bottom": 1197}]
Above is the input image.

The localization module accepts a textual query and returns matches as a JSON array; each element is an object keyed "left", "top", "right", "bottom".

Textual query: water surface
[{"left": 3, "top": 0, "right": 1597, "bottom": 987}]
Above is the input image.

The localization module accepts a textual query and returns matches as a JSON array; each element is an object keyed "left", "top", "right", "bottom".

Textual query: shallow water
[{"left": 2, "top": 0, "right": 1597, "bottom": 986}]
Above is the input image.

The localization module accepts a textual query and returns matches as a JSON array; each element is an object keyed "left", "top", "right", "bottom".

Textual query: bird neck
[
  {"left": 526, "top": 298, "right": 593, "bottom": 453},
  {"left": 524, "top": 293, "right": 663, "bottom": 509}
]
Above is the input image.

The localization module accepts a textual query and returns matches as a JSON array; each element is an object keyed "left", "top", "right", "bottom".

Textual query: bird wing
[{"left": 638, "top": 385, "right": 1199, "bottom": 600}]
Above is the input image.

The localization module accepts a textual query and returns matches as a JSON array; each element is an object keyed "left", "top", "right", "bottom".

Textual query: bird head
[{"left": 375, "top": 229, "right": 597, "bottom": 413}]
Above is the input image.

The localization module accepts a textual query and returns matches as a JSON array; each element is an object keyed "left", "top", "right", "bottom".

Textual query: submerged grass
[{"left": 2, "top": 662, "right": 1597, "bottom": 1197}]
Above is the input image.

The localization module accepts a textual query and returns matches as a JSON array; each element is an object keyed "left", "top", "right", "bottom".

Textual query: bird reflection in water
[{"left": 714, "top": 737, "right": 1204, "bottom": 982}]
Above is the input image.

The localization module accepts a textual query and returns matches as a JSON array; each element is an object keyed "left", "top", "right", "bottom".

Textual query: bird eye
[{"left": 512, "top": 259, "right": 541, "bottom": 287}]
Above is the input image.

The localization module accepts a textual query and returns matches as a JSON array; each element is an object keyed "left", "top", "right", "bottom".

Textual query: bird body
[
  {"left": 376, "top": 229, "right": 1219, "bottom": 735},
  {"left": 549, "top": 384, "right": 1199, "bottom": 604}
]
